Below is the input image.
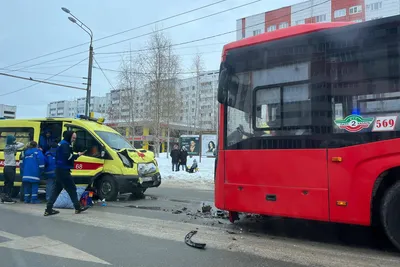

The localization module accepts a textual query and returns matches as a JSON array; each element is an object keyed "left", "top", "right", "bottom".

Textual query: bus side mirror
[
  {"left": 101, "top": 150, "right": 105, "bottom": 158},
  {"left": 217, "top": 69, "right": 228, "bottom": 104}
]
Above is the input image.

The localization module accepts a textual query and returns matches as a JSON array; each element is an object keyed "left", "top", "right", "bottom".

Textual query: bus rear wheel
[{"left": 381, "top": 180, "right": 400, "bottom": 251}]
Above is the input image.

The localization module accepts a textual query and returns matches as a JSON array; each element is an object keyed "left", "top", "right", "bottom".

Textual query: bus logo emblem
[{"left": 334, "top": 115, "right": 374, "bottom": 133}]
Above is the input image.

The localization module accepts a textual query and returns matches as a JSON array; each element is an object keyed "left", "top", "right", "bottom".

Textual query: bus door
[
  {"left": 223, "top": 70, "right": 330, "bottom": 221},
  {"left": 63, "top": 123, "right": 105, "bottom": 187}
]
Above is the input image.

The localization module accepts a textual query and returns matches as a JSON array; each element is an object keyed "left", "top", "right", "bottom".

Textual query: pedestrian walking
[
  {"left": 44, "top": 142, "right": 57, "bottom": 201},
  {"left": 179, "top": 146, "right": 188, "bottom": 171},
  {"left": 170, "top": 144, "right": 180, "bottom": 172},
  {"left": 22, "top": 141, "right": 45, "bottom": 204},
  {"left": 44, "top": 131, "right": 88, "bottom": 216},
  {"left": 1, "top": 135, "right": 25, "bottom": 204}
]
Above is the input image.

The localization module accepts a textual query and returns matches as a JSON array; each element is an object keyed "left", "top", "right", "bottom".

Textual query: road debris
[
  {"left": 172, "top": 210, "right": 183, "bottom": 214},
  {"left": 201, "top": 204, "right": 212, "bottom": 213},
  {"left": 184, "top": 231, "right": 206, "bottom": 249}
]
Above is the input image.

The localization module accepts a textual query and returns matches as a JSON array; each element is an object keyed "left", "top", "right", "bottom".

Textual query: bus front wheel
[{"left": 381, "top": 180, "right": 400, "bottom": 251}]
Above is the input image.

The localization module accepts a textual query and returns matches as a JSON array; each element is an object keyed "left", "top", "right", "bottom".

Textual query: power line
[
  {"left": 19, "top": 50, "right": 221, "bottom": 69},
  {"left": 93, "top": 66, "right": 207, "bottom": 75},
  {"left": 95, "top": 42, "right": 227, "bottom": 55},
  {"left": 0, "top": 58, "right": 87, "bottom": 97},
  {"left": 5, "top": 0, "right": 259, "bottom": 72},
  {"left": 93, "top": 56, "right": 116, "bottom": 90},
  {"left": 1, "top": 50, "right": 89, "bottom": 73},
  {"left": 96, "top": 0, "right": 261, "bottom": 50},
  {"left": 1, "top": 0, "right": 227, "bottom": 69},
  {"left": 0, "top": 69, "right": 84, "bottom": 79},
  {"left": 0, "top": 73, "right": 86, "bottom": 92},
  {"left": 6, "top": 0, "right": 328, "bottom": 73}
]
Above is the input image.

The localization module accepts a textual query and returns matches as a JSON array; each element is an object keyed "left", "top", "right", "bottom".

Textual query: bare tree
[
  {"left": 162, "top": 45, "right": 181, "bottom": 157},
  {"left": 191, "top": 53, "right": 204, "bottom": 133},
  {"left": 118, "top": 46, "right": 143, "bottom": 141},
  {"left": 139, "top": 31, "right": 181, "bottom": 157}
]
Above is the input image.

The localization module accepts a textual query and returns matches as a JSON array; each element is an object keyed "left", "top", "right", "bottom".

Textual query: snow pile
[{"left": 156, "top": 153, "right": 215, "bottom": 189}]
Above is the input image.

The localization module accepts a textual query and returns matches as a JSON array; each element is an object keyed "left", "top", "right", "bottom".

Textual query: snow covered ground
[{"left": 156, "top": 153, "right": 214, "bottom": 190}]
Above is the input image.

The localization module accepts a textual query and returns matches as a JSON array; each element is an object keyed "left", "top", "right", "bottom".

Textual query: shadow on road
[{"left": 233, "top": 215, "right": 399, "bottom": 254}]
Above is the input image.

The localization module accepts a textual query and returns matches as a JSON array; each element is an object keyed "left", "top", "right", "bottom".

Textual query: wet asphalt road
[{"left": 0, "top": 186, "right": 400, "bottom": 267}]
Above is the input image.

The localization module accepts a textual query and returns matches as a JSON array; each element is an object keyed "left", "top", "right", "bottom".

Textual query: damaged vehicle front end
[{"left": 111, "top": 148, "right": 162, "bottom": 197}]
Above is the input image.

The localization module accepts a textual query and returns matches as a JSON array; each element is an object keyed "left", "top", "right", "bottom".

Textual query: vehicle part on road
[
  {"left": 126, "top": 205, "right": 161, "bottom": 211},
  {"left": 381, "top": 180, "right": 400, "bottom": 250},
  {"left": 172, "top": 209, "right": 183, "bottom": 214},
  {"left": 202, "top": 204, "right": 212, "bottom": 213},
  {"left": 130, "top": 188, "right": 146, "bottom": 199},
  {"left": 97, "top": 175, "right": 118, "bottom": 201},
  {"left": 184, "top": 230, "right": 206, "bottom": 249}
]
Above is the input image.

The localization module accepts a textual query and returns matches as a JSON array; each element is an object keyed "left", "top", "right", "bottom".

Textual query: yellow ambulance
[{"left": 0, "top": 115, "right": 161, "bottom": 200}]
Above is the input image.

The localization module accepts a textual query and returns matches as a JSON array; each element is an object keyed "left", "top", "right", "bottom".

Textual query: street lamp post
[{"left": 61, "top": 7, "right": 93, "bottom": 117}]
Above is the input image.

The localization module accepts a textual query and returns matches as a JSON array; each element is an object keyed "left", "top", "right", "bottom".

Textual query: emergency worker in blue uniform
[
  {"left": 44, "top": 131, "right": 88, "bottom": 216},
  {"left": 44, "top": 142, "right": 58, "bottom": 201},
  {"left": 22, "top": 141, "right": 45, "bottom": 204}
]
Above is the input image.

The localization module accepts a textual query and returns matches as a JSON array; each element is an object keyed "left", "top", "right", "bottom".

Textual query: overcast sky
[{"left": 0, "top": 0, "right": 303, "bottom": 118}]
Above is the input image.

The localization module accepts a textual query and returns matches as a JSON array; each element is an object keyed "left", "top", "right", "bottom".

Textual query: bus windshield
[
  {"left": 224, "top": 26, "right": 400, "bottom": 149},
  {"left": 95, "top": 131, "right": 134, "bottom": 150}
]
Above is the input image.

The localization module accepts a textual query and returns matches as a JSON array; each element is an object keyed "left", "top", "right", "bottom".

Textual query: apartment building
[
  {"left": 0, "top": 104, "right": 17, "bottom": 119},
  {"left": 47, "top": 96, "right": 107, "bottom": 118},
  {"left": 179, "top": 70, "right": 219, "bottom": 132},
  {"left": 105, "top": 70, "right": 219, "bottom": 132},
  {"left": 236, "top": 0, "right": 400, "bottom": 40}
]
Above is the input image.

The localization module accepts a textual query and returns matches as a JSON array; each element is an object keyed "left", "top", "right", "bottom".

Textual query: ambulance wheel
[
  {"left": 97, "top": 175, "right": 118, "bottom": 201},
  {"left": 381, "top": 180, "right": 400, "bottom": 251}
]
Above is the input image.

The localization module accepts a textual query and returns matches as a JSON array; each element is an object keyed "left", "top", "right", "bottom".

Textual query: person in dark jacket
[
  {"left": 22, "top": 141, "right": 45, "bottom": 204},
  {"left": 170, "top": 144, "right": 180, "bottom": 172},
  {"left": 44, "top": 131, "right": 88, "bottom": 216},
  {"left": 179, "top": 146, "right": 188, "bottom": 171},
  {"left": 2, "top": 135, "right": 25, "bottom": 203},
  {"left": 39, "top": 129, "right": 54, "bottom": 154},
  {"left": 44, "top": 142, "right": 58, "bottom": 201}
]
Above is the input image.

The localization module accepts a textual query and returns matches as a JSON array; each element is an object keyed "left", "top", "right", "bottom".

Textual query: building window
[
  {"left": 366, "top": 2, "right": 382, "bottom": 11},
  {"left": 279, "top": 22, "right": 289, "bottom": 29},
  {"left": 241, "top": 31, "right": 245, "bottom": 39},
  {"left": 267, "top": 25, "right": 276, "bottom": 32},
  {"left": 334, "top": 8, "right": 346, "bottom": 18},
  {"left": 315, "top": 14, "right": 327, "bottom": 23},
  {"left": 353, "top": 19, "right": 363, "bottom": 23},
  {"left": 295, "top": 19, "right": 305, "bottom": 25},
  {"left": 349, "top": 5, "right": 362, "bottom": 14},
  {"left": 253, "top": 29, "right": 261, "bottom": 36}
]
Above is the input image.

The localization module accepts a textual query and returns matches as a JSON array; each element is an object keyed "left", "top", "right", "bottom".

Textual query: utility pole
[
  {"left": 61, "top": 7, "right": 93, "bottom": 117},
  {"left": 85, "top": 43, "right": 93, "bottom": 116}
]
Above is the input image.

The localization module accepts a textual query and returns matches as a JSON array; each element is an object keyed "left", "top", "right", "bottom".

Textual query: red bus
[{"left": 215, "top": 15, "right": 400, "bottom": 250}]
